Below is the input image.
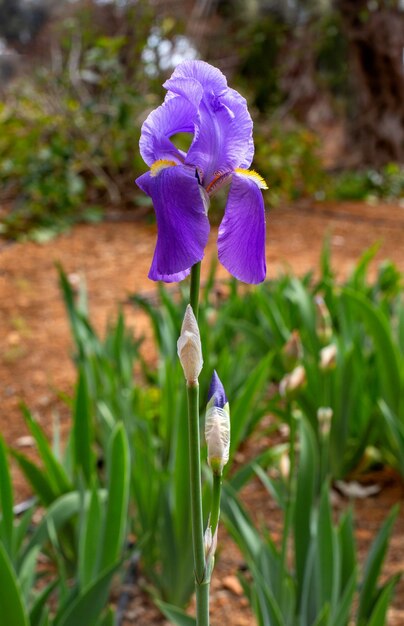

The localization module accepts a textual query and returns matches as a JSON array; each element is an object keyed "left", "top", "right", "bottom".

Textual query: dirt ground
[{"left": 1, "top": 199, "right": 404, "bottom": 625}]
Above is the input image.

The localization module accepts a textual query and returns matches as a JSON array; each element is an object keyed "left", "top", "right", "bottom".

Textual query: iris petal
[
  {"left": 164, "top": 60, "right": 228, "bottom": 97},
  {"left": 185, "top": 86, "right": 253, "bottom": 183},
  {"left": 140, "top": 97, "right": 197, "bottom": 167},
  {"left": 136, "top": 165, "right": 210, "bottom": 282},
  {"left": 218, "top": 172, "right": 266, "bottom": 284}
]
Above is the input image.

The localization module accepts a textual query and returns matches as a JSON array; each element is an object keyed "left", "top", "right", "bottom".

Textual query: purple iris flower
[{"left": 136, "top": 60, "right": 268, "bottom": 284}]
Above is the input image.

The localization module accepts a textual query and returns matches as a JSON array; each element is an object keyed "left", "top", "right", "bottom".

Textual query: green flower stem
[
  {"left": 279, "top": 404, "right": 296, "bottom": 605},
  {"left": 190, "top": 262, "right": 201, "bottom": 319},
  {"left": 209, "top": 473, "right": 222, "bottom": 536},
  {"left": 187, "top": 261, "right": 209, "bottom": 626}
]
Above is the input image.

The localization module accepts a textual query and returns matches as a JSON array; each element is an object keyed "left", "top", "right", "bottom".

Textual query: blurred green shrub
[
  {"left": 254, "top": 123, "right": 326, "bottom": 205},
  {"left": 330, "top": 163, "right": 404, "bottom": 201},
  {"left": 0, "top": 4, "right": 176, "bottom": 240}
]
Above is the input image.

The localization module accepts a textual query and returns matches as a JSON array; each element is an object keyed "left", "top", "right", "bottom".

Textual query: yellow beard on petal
[
  {"left": 234, "top": 168, "right": 268, "bottom": 190},
  {"left": 150, "top": 159, "right": 178, "bottom": 177}
]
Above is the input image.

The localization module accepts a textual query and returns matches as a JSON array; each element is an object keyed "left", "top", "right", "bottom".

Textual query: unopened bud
[
  {"left": 279, "top": 452, "right": 290, "bottom": 479},
  {"left": 177, "top": 305, "right": 203, "bottom": 385},
  {"left": 204, "top": 524, "right": 218, "bottom": 561},
  {"left": 279, "top": 365, "right": 306, "bottom": 398},
  {"left": 317, "top": 407, "right": 333, "bottom": 437},
  {"left": 315, "top": 296, "right": 333, "bottom": 343},
  {"left": 205, "top": 371, "right": 230, "bottom": 475},
  {"left": 319, "top": 344, "right": 337, "bottom": 371},
  {"left": 282, "top": 330, "right": 303, "bottom": 369}
]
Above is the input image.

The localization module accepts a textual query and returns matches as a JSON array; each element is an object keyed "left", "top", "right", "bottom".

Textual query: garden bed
[{"left": 1, "top": 200, "right": 404, "bottom": 625}]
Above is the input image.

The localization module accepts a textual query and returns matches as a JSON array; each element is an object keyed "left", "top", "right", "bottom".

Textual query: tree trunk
[{"left": 335, "top": 0, "right": 404, "bottom": 165}]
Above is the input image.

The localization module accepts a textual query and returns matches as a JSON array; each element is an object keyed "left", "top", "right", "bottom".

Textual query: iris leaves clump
[{"left": 0, "top": 246, "right": 402, "bottom": 622}]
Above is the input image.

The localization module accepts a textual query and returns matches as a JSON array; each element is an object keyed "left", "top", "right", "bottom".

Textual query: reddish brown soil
[{"left": 1, "top": 200, "right": 404, "bottom": 625}]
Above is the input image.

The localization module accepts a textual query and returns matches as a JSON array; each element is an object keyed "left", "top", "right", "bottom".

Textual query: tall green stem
[
  {"left": 279, "top": 405, "right": 296, "bottom": 605},
  {"left": 190, "top": 262, "right": 201, "bottom": 319},
  {"left": 187, "top": 261, "right": 209, "bottom": 626},
  {"left": 209, "top": 474, "right": 222, "bottom": 536}
]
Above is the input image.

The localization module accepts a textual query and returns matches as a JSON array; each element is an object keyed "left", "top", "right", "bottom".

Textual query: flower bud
[
  {"left": 279, "top": 365, "right": 306, "bottom": 398},
  {"left": 319, "top": 344, "right": 337, "bottom": 371},
  {"left": 205, "top": 371, "right": 230, "bottom": 475},
  {"left": 317, "top": 406, "right": 333, "bottom": 437},
  {"left": 177, "top": 305, "right": 203, "bottom": 385},
  {"left": 315, "top": 296, "right": 332, "bottom": 343},
  {"left": 204, "top": 524, "right": 218, "bottom": 561},
  {"left": 281, "top": 330, "right": 303, "bottom": 370}
]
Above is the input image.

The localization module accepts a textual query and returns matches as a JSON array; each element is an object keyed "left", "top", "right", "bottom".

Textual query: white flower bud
[
  {"left": 317, "top": 406, "right": 333, "bottom": 437},
  {"left": 279, "top": 365, "right": 306, "bottom": 398},
  {"left": 315, "top": 296, "right": 333, "bottom": 343},
  {"left": 319, "top": 344, "right": 337, "bottom": 371},
  {"left": 205, "top": 406, "right": 230, "bottom": 475},
  {"left": 204, "top": 524, "right": 218, "bottom": 560},
  {"left": 177, "top": 305, "right": 203, "bottom": 385}
]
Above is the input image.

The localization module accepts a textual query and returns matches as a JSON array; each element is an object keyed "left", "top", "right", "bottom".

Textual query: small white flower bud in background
[
  {"left": 319, "top": 344, "right": 337, "bottom": 371},
  {"left": 281, "top": 330, "right": 303, "bottom": 369},
  {"left": 279, "top": 365, "right": 306, "bottom": 398},
  {"left": 279, "top": 451, "right": 290, "bottom": 479},
  {"left": 177, "top": 305, "right": 203, "bottom": 385},
  {"left": 317, "top": 406, "right": 333, "bottom": 437},
  {"left": 315, "top": 295, "right": 333, "bottom": 343}
]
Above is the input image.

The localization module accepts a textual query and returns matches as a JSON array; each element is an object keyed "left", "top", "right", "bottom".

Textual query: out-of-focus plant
[
  {"left": 59, "top": 266, "right": 273, "bottom": 608},
  {"left": 253, "top": 123, "right": 326, "bottom": 206},
  {"left": 0, "top": 3, "right": 190, "bottom": 239},
  {"left": 329, "top": 164, "right": 404, "bottom": 201},
  {"left": 223, "top": 417, "right": 400, "bottom": 626},
  {"left": 0, "top": 415, "right": 130, "bottom": 626}
]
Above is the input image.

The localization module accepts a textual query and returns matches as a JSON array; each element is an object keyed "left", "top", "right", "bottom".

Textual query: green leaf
[
  {"left": 11, "top": 450, "right": 56, "bottom": 506},
  {"left": 229, "top": 353, "right": 273, "bottom": 458},
  {"left": 72, "top": 371, "right": 94, "bottom": 484},
  {"left": 24, "top": 490, "right": 106, "bottom": 558},
  {"left": 0, "top": 542, "right": 29, "bottom": 626},
  {"left": 79, "top": 483, "right": 103, "bottom": 590},
  {"left": 20, "top": 405, "right": 72, "bottom": 495},
  {"left": 0, "top": 436, "right": 14, "bottom": 557},
  {"left": 18, "top": 545, "right": 40, "bottom": 603},
  {"left": 367, "top": 576, "right": 399, "bottom": 626},
  {"left": 99, "top": 423, "right": 130, "bottom": 571},
  {"left": 342, "top": 288, "right": 402, "bottom": 414},
  {"left": 330, "top": 569, "right": 357, "bottom": 626},
  {"left": 357, "top": 505, "right": 398, "bottom": 622},
  {"left": 56, "top": 562, "right": 119, "bottom": 626},
  {"left": 29, "top": 581, "right": 58, "bottom": 626},
  {"left": 316, "top": 483, "right": 337, "bottom": 612},
  {"left": 156, "top": 600, "right": 197, "bottom": 626},
  {"left": 294, "top": 418, "right": 317, "bottom": 606}
]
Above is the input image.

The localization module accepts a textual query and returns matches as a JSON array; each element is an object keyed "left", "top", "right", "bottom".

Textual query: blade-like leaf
[
  {"left": 156, "top": 600, "right": 197, "bottom": 626},
  {"left": 357, "top": 505, "right": 399, "bottom": 622},
  {"left": 99, "top": 423, "right": 130, "bottom": 571},
  {"left": 0, "top": 436, "right": 14, "bottom": 557},
  {"left": 0, "top": 542, "right": 29, "bottom": 626}
]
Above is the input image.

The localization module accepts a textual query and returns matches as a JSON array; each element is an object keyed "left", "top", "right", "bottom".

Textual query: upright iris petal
[{"left": 136, "top": 60, "right": 268, "bottom": 284}]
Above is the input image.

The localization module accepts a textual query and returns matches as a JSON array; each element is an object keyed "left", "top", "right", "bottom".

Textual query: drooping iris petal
[
  {"left": 185, "top": 86, "right": 253, "bottom": 184},
  {"left": 217, "top": 171, "right": 267, "bottom": 284},
  {"left": 136, "top": 165, "right": 210, "bottom": 282},
  {"left": 139, "top": 97, "right": 197, "bottom": 167}
]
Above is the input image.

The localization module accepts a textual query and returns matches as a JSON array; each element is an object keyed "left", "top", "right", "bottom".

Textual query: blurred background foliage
[{"left": 0, "top": 0, "right": 403, "bottom": 239}]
